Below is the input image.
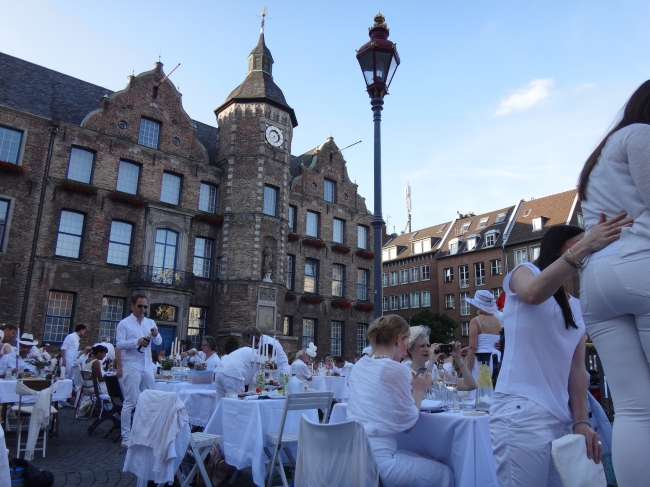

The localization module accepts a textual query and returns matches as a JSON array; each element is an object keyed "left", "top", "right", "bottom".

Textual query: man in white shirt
[
  {"left": 201, "top": 336, "right": 221, "bottom": 370},
  {"left": 0, "top": 341, "right": 36, "bottom": 377},
  {"left": 241, "top": 327, "right": 291, "bottom": 376},
  {"left": 215, "top": 346, "right": 256, "bottom": 401},
  {"left": 332, "top": 356, "right": 353, "bottom": 377},
  {"left": 116, "top": 294, "right": 161, "bottom": 447},
  {"left": 61, "top": 324, "right": 87, "bottom": 377},
  {"left": 291, "top": 350, "right": 312, "bottom": 387}
]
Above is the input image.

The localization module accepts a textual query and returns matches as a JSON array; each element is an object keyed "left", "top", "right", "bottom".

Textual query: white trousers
[
  {"left": 580, "top": 251, "right": 650, "bottom": 487},
  {"left": 215, "top": 373, "right": 244, "bottom": 402},
  {"left": 120, "top": 365, "right": 155, "bottom": 441},
  {"left": 369, "top": 435, "right": 453, "bottom": 487},
  {"left": 489, "top": 394, "right": 569, "bottom": 487}
]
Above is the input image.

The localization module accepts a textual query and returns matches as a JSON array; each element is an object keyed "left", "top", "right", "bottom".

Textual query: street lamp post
[{"left": 356, "top": 13, "right": 400, "bottom": 320}]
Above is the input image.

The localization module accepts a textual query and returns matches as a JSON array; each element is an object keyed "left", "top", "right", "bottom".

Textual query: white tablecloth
[
  {"left": 176, "top": 389, "right": 217, "bottom": 427},
  {"left": 0, "top": 379, "right": 73, "bottom": 404},
  {"left": 204, "top": 397, "right": 319, "bottom": 487},
  {"left": 310, "top": 375, "right": 348, "bottom": 399},
  {"left": 153, "top": 381, "right": 212, "bottom": 394},
  {"left": 330, "top": 403, "right": 498, "bottom": 487}
]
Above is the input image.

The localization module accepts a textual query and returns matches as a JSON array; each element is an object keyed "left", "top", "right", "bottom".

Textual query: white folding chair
[
  {"left": 13, "top": 379, "right": 57, "bottom": 459},
  {"left": 294, "top": 416, "right": 379, "bottom": 487},
  {"left": 177, "top": 431, "right": 223, "bottom": 487},
  {"left": 265, "top": 391, "right": 333, "bottom": 487}
]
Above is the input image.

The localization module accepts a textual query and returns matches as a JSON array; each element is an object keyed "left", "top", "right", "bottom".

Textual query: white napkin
[{"left": 551, "top": 434, "right": 606, "bottom": 487}]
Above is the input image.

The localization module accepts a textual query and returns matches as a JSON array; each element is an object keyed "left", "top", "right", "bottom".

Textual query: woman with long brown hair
[
  {"left": 577, "top": 80, "right": 650, "bottom": 487},
  {"left": 490, "top": 221, "right": 629, "bottom": 487}
]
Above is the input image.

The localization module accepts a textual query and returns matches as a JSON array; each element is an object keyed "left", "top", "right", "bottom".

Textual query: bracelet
[
  {"left": 572, "top": 420, "right": 591, "bottom": 431},
  {"left": 566, "top": 248, "right": 585, "bottom": 269},
  {"left": 561, "top": 252, "right": 582, "bottom": 269}
]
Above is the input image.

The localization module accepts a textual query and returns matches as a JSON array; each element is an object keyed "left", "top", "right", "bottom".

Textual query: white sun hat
[
  {"left": 466, "top": 290, "right": 499, "bottom": 315},
  {"left": 18, "top": 333, "right": 38, "bottom": 347}
]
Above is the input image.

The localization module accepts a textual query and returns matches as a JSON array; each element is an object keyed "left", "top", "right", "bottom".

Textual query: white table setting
[
  {"left": 0, "top": 378, "right": 73, "bottom": 404},
  {"left": 329, "top": 402, "right": 498, "bottom": 487},
  {"left": 153, "top": 380, "right": 212, "bottom": 394},
  {"left": 176, "top": 388, "right": 218, "bottom": 427},
  {"left": 203, "top": 396, "right": 319, "bottom": 487}
]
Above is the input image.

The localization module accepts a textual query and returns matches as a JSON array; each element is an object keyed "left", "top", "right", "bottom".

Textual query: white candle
[{"left": 252, "top": 337, "right": 256, "bottom": 361}]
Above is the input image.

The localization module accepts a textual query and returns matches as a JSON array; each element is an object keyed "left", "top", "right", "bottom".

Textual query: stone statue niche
[{"left": 262, "top": 246, "right": 273, "bottom": 282}]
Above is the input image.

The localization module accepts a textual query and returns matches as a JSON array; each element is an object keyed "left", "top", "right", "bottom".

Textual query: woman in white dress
[
  {"left": 83, "top": 345, "right": 108, "bottom": 395},
  {"left": 347, "top": 315, "right": 454, "bottom": 487},
  {"left": 466, "top": 290, "right": 503, "bottom": 381}
]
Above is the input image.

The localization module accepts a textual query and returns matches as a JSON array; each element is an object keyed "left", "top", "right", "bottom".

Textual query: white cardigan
[{"left": 582, "top": 123, "right": 650, "bottom": 257}]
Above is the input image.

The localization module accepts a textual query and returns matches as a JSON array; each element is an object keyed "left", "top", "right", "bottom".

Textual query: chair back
[
  {"left": 104, "top": 375, "right": 124, "bottom": 410},
  {"left": 294, "top": 416, "right": 378, "bottom": 487},
  {"left": 275, "top": 391, "right": 333, "bottom": 446}
]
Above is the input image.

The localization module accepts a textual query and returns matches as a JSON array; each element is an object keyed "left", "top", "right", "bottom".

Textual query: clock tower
[{"left": 214, "top": 27, "right": 298, "bottom": 334}]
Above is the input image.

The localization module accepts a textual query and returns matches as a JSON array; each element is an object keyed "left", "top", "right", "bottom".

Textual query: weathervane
[{"left": 259, "top": 6, "right": 268, "bottom": 33}]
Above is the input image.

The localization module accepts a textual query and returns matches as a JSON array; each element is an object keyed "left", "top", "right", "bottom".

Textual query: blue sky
[{"left": 4, "top": 1, "right": 650, "bottom": 233}]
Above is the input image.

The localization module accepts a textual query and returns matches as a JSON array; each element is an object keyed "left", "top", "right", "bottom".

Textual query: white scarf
[{"left": 15, "top": 380, "right": 58, "bottom": 460}]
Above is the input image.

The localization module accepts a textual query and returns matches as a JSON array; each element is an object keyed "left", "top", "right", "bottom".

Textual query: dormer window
[
  {"left": 438, "top": 224, "right": 446, "bottom": 232},
  {"left": 524, "top": 209, "right": 531, "bottom": 217},
  {"left": 476, "top": 217, "right": 489, "bottom": 229},
  {"left": 495, "top": 212, "right": 507, "bottom": 223},
  {"left": 449, "top": 238, "right": 462, "bottom": 255},
  {"left": 460, "top": 222, "right": 470, "bottom": 232},
  {"left": 466, "top": 234, "right": 480, "bottom": 251},
  {"left": 532, "top": 217, "right": 548, "bottom": 232},
  {"left": 484, "top": 230, "right": 500, "bottom": 248}
]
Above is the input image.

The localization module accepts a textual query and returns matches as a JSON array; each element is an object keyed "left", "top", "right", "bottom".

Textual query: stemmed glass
[
  {"left": 445, "top": 368, "right": 459, "bottom": 412},
  {"left": 431, "top": 365, "right": 445, "bottom": 401}
]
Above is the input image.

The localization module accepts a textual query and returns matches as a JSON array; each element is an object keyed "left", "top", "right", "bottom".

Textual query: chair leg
[
  {"left": 266, "top": 444, "right": 281, "bottom": 487},
  {"left": 16, "top": 414, "right": 22, "bottom": 458}
]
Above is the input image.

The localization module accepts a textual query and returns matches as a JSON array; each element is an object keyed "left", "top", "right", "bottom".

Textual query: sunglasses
[{"left": 136, "top": 305, "right": 148, "bottom": 309}]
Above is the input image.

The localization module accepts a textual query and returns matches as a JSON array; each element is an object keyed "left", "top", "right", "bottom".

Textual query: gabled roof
[
  {"left": 382, "top": 221, "right": 451, "bottom": 263},
  {"left": 0, "top": 51, "right": 219, "bottom": 163},
  {"left": 505, "top": 189, "right": 578, "bottom": 246},
  {"left": 438, "top": 206, "right": 515, "bottom": 258}
]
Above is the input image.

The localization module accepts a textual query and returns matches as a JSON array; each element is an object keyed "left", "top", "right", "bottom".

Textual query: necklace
[{"left": 371, "top": 354, "right": 390, "bottom": 360}]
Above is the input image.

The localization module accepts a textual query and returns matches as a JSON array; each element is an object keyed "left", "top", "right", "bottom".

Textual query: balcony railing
[
  {"left": 475, "top": 276, "right": 486, "bottom": 286},
  {"left": 459, "top": 278, "right": 469, "bottom": 289},
  {"left": 127, "top": 265, "right": 195, "bottom": 290},
  {"left": 460, "top": 304, "right": 471, "bottom": 316}
]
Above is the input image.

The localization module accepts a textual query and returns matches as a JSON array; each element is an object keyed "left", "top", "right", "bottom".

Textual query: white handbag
[{"left": 551, "top": 434, "right": 607, "bottom": 487}]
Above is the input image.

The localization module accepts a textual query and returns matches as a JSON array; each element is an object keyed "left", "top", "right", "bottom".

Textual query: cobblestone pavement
[{"left": 8, "top": 406, "right": 257, "bottom": 487}]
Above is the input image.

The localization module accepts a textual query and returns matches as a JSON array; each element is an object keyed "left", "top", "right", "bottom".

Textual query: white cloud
[{"left": 492, "top": 78, "right": 555, "bottom": 117}]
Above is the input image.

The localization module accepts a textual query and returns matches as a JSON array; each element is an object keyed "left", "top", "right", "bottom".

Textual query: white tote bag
[{"left": 551, "top": 434, "right": 606, "bottom": 487}]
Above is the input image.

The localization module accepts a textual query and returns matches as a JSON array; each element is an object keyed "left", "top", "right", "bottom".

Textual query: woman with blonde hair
[{"left": 347, "top": 315, "right": 453, "bottom": 487}]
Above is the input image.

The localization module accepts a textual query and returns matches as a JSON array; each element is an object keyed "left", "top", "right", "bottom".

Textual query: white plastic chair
[
  {"left": 265, "top": 391, "right": 333, "bottom": 487},
  {"left": 13, "top": 379, "right": 57, "bottom": 459},
  {"left": 294, "top": 416, "right": 379, "bottom": 487}
]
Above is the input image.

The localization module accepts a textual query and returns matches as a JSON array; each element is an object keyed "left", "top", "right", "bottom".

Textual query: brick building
[
  {"left": 381, "top": 190, "right": 581, "bottom": 344},
  {"left": 0, "top": 29, "right": 374, "bottom": 360}
]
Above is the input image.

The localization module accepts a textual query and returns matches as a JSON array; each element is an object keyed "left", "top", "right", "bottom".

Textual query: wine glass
[
  {"left": 432, "top": 365, "right": 445, "bottom": 401},
  {"left": 445, "top": 368, "right": 459, "bottom": 412}
]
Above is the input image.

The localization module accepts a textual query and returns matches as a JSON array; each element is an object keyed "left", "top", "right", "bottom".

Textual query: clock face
[{"left": 265, "top": 125, "right": 284, "bottom": 147}]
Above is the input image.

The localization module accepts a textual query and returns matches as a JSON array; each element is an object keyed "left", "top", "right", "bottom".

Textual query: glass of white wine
[
  {"left": 433, "top": 365, "right": 445, "bottom": 401},
  {"left": 445, "top": 368, "right": 459, "bottom": 411}
]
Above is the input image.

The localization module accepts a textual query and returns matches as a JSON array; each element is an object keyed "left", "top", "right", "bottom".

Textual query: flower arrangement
[
  {"left": 0, "top": 160, "right": 24, "bottom": 175},
  {"left": 354, "top": 302, "right": 374, "bottom": 312},
  {"left": 193, "top": 213, "right": 224, "bottom": 227},
  {"left": 285, "top": 292, "right": 297, "bottom": 302},
  {"left": 27, "top": 358, "right": 51, "bottom": 372},
  {"left": 160, "top": 357, "right": 174, "bottom": 371},
  {"left": 330, "top": 299, "right": 351, "bottom": 309},
  {"left": 287, "top": 233, "right": 300, "bottom": 242},
  {"left": 355, "top": 249, "right": 375, "bottom": 260},
  {"left": 60, "top": 180, "right": 98, "bottom": 196},
  {"left": 331, "top": 244, "right": 351, "bottom": 254},
  {"left": 193, "top": 361, "right": 204, "bottom": 371},
  {"left": 300, "top": 295, "right": 324, "bottom": 305},
  {"left": 110, "top": 191, "right": 147, "bottom": 208},
  {"left": 278, "top": 373, "right": 289, "bottom": 393},
  {"left": 256, "top": 372, "right": 265, "bottom": 393},
  {"left": 302, "top": 238, "right": 327, "bottom": 249}
]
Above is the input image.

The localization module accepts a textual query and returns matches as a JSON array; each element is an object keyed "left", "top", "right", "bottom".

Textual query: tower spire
[{"left": 260, "top": 6, "right": 268, "bottom": 33}]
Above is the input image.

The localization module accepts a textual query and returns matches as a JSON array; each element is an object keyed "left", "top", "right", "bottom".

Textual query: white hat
[
  {"left": 18, "top": 333, "right": 38, "bottom": 347},
  {"left": 408, "top": 326, "right": 430, "bottom": 348},
  {"left": 466, "top": 290, "right": 499, "bottom": 315}
]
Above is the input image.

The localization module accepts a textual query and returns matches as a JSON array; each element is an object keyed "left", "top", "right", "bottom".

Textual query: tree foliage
[
  {"left": 224, "top": 335, "right": 240, "bottom": 355},
  {"left": 409, "top": 310, "right": 458, "bottom": 344}
]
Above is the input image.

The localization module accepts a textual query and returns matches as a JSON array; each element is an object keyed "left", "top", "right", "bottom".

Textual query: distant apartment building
[{"left": 381, "top": 189, "right": 582, "bottom": 344}]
